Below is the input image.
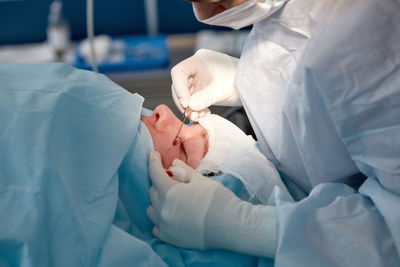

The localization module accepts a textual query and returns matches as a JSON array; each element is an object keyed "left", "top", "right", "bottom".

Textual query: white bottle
[{"left": 47, "top": 0, "right": 70, "bottom": 61}]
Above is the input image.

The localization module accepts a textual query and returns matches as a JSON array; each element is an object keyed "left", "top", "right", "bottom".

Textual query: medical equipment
[
  {"left": 84, "top": 0, "right": 161, "bottom": 73},
  {"left": 74, "top": 35, "right": 169, "bottom": 72},
  {"left": 172, "top": 107, "right": 192, "bottom": 145},
  {"left": 47, "top": 0, "right": 70, "bottom": 61},
  {"left": 86, "top": 0, "right": 98, "bottom": 72},
  {"left": 78, "top": 35, "right": 111, "bottom": 64},
  {"left": 145, "top": 0, "right": 158, "bottom": 36}
]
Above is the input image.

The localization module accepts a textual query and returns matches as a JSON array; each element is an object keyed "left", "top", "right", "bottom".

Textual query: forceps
[{"left": 172, "top": 107, "right": 192, "bottom": 145}]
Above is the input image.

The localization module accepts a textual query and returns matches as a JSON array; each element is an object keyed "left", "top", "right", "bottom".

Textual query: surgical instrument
[{"left": 172, "top": 107, "right": 192, "bottom": 145}]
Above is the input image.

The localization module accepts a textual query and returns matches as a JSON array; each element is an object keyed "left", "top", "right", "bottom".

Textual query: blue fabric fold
[{"left": 0, "top": 64, "right": 273, "bottom": 267}]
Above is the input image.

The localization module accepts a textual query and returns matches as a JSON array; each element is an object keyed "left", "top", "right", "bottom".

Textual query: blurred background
[{"left": 0, "top": 0, "right": 254, "bottom": 136}]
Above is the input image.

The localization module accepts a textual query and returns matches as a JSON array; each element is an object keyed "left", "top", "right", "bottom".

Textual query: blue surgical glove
[{"left": 147, "top": 151, "right": 278, "bottom": 258}]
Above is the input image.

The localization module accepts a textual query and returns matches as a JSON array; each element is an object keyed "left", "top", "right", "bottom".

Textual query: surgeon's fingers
[
  {"left": 189, "top": 111, "right": 199, "bottom": 122},
  {"left": 171, "top": 59, "right": 198, "bottom": 108},
  {"left": 189, "top": 86, "right": 218, "bottom": 111},
  {"left": 169, "top": 166, "right": 188, "bottom": 183},
  {"left": 146, "top": 206, "right": 158, "bottom": 226},
  {"left": 191, "top": 108, "right": 211, "bottom": 121},
  {"left": 149, "top": 151, "right": 176, "bottom": 191},
  {"left": 149, "top": 186, "right": 159, "bottom": 207},
  {"left": 171, "top": 159, "right": 194, "bottom": 182},
  {"left": 171, "top": 158, "right": 192, "bottom": 169},
  {"left": 171, "top": 85, "right": 185, "bottom": 113},
  {"left": 200, "top": 109, "right": 211, "bottom": 117},
  {"left": 152, "top": 226, "right": 160, "bottom": 239}
]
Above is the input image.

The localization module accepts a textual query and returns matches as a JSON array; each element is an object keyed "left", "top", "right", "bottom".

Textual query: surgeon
[{"left": 147, "top": 0, "right": 400, "bottom": 265}]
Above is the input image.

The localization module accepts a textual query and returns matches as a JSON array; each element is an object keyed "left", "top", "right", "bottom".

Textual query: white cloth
[
  {"left": 196, "top": 114, "right": 288, "bottom": 204},
  {"left": 194, "top": 0, "right": 288, "bottom": 30}
]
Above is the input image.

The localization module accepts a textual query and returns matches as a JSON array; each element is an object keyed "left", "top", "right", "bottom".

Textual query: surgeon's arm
[
  {"left": 147, "top": 152, "right": 279, "bottom": 258},
  {"left": 272, "top": 176, "right": 400, "bottom": 266},
  {"left": 280, "top": 77, "right": 400, "bottom": 265},
  {"left": 286, "top": 3, "right": 400, "bottom": 262}
]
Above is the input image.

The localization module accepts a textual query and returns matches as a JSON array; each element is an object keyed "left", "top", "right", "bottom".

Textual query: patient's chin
[{"left": 160, "top": 155, "right": 171, "bottom": 169}]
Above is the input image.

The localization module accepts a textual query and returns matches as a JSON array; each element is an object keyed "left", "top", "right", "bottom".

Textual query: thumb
[
  {"left": 149, "top": 151, "right": 176, "bottom": 191},
  {"left": 171, "top": 159, "right": 210, "bottom": 183},
  {"left": 187, "top": 108, "right": 211, "bottom": 122},
  {"left": 171, "top": 84, "right": 186, "bottom": 113},
  {"left": 171, "top": 55, "right": 203, "bottom": 107},
  {"left": 171, "top": 159, "right": 195, "bottom": 182},
  {"left": 168, "top": 166, "right": 188, "bottom": 183},
  {"left": 188, "top": 85, "right": 217, "bottom": 111}
]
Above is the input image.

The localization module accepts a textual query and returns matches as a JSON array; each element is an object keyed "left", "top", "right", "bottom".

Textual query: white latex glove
[
  {"left": 171, "top": 49, "right": 241, "bottom": 121},
  {"left": 147, "top": 151, "right": 278, "bottom": 258}
]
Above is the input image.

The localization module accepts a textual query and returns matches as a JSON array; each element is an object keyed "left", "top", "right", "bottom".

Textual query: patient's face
[{"left": 141, "top": 105, "right": 209, "bottom": 169}]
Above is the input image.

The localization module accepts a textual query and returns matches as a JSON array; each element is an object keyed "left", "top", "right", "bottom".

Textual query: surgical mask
[{"left": 194, "top": 0, "right": 288, "bottom": 30}]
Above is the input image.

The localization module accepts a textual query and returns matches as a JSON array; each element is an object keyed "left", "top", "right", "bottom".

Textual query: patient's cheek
[
  {"left": 142, "top": 114, "right": 209, "bottom": 169},
  {"left": 153, "top": 135, "right": 181, "bottom": 168}
]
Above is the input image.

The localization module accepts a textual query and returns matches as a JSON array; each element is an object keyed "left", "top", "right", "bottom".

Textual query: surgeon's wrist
[
  {"left": 215, "top": 86, "right": 242, "bottom": 107},
  {"left": 204, "top": 194, "right": 278, "bottom": 258}
]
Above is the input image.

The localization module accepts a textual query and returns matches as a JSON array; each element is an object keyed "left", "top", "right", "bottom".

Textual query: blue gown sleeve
[
  {"left": 0, "top": 63, "right": 145, "bottom": 267},
  {"left": 274, "top": 182, "right": 399, "bottom": 266}
]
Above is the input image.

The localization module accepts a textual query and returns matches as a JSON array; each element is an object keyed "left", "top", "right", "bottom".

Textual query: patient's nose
[{"left": 153, "top": 104, "right": 182, "bottom": 129}]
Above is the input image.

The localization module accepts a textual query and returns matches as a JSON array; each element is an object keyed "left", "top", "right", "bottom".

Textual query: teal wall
[{"left": 0, "top": 0, "right": 222, "bottom": 45}]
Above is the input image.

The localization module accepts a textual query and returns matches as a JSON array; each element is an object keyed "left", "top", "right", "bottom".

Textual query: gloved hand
[
  {"left": 171, "top": 49, "right": 241, "bottom": 121},
  {"left": 147, "top": 151, "right": 278, "bottom": 258}
]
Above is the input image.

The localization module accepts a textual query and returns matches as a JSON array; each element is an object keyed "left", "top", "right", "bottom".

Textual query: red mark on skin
[
  {"left": 172, "top": 139, "right": 178, "bottom": 146},
  {"left": 166, "top": 170, "right": 173, "bottom": 177}
]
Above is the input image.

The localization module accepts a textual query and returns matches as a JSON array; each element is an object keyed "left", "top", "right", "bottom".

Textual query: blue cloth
[
  {"left": 112, "top": 123, "right": 272, "bottom": 266},
  {"left": 0, "top": 64, "right": 273, "bottom": 266}
]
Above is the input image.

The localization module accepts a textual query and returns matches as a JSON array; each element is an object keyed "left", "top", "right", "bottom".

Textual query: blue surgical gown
[{"left": 0, "top": 63, "right": 273, "bottom": 267}]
